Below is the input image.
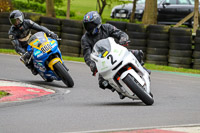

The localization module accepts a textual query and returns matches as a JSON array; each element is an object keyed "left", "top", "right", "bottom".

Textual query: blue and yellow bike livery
[{"left": 27, "top": 32, "right": 74, "bottom": 87}]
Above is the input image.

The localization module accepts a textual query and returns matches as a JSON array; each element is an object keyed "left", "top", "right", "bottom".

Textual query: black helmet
[
  {"left": 83, "top": 11, "right": 101, "bottom": 35},
  {"left": 9, "top": 10, "right": 24, "bottom": 28}
]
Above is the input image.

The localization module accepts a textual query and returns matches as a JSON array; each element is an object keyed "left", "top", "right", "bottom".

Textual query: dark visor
[
  {"left": 10, "top": 18, "right": 18, "bottom": 25},
  {"left": 84, "top": 22, "right": 98, "bottom": 32}
]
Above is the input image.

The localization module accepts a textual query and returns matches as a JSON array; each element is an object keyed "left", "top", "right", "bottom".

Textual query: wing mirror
[{"left": 162, "top": 2, "right": 170, "bottom": 8}]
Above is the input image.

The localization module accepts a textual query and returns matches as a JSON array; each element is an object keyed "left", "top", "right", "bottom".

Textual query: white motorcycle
[{"left": 90, "top": 37, "right": 154, "bottom": 105}]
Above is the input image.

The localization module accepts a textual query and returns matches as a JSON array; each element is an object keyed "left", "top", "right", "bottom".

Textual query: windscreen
[
  {"left": 28, "top": 32, "right": 48, "bottom": 47},
  {"left": 93, "top": 38, "right": 111, "bottom": 58}
]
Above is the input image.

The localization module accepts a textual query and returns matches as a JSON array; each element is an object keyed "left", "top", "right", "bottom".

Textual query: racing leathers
[
  {"left": 8, "top": 19, "right": 55, "bottom": 55},
  {"left": 81, "top": 23, "right": 144, "bottom": 93},
  {"left": 81, "top": 23, "right": 129, "bottom": 67},
  {"left": 8, "top": 19, "right": 57, "bottom": 75}
]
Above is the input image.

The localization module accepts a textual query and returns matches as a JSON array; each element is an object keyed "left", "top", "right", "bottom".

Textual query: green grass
[
  {"left": 0, "top": 91, "right": 9, "bottom": 99},
  {"left": 68, "top": 0, "right": 123, "bottom": 20},
  {"left": 145, "top": 64, "right": 200, "bottom": 74},
  {"left": 57, "top": 0, "right": 132, "bottom": 21},
  {"left": 0, "top": 49, "right": 18, "bottom": 55},
  {"left": 62, "top": 56, "right": 84, "bottom": 62},
  {"left": 12, "top": 0, "right": 132, "bottom": 23},
  {"left": 1, "top": 49, "right": 200, "bottom": 74}
]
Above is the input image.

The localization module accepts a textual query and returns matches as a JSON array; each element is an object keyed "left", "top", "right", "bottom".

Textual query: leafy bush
[
  {"left": 30, "top": 0, "right": 44, "bottom": 4},
  {"left": 29, "top": 0, "right": 64, "bottom": 8},
  {"left": 13, "top": 1, "right": 46, "bottom": 13},
  {"left": 0, "top": 0, "right": 12, "bottom": 12}
]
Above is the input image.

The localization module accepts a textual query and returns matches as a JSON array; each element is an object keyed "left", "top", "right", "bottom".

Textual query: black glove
[
  {"left": 119, "top": 37, "right": 129, "bottom": 46},
  {"left": 89, "top": 61, "right": 97, "bottom": 73},
  {"left": 50, "top": 32, "right": 58, "bottom": 40}
]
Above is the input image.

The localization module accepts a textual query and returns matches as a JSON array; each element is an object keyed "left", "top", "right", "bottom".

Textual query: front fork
[
  {"left": 113, "top": 64, "right": 148, "bottom": 95},
  {"left": 47, "top": 54, "right": 69, "bottom": 71}
]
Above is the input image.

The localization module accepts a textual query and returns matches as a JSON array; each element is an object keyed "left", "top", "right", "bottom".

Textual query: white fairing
[{"left": 91, "top": 37, "right": 151, "bottom": 100}]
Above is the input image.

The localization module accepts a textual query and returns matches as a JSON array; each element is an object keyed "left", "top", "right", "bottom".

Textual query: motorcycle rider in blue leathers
[
  {"left": 81, "top": 11, "right": 147, "bottom": 99},
  {"left": 8, "top": 10, "right": 58, "bottom": 75}
]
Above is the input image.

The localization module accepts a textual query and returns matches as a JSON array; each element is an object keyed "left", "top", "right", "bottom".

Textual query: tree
[
  {"left": 46, "top": 0, "right": 56, "bottom": 17},
  {"left": 97, "top": 0, "right": 131, "bottom": 17},
  {"left": 66, "top": 0, "right": 70, "bottom": 19},
  {"left": 129, "top": 0, "right": 138, "bottom": 23},
  {"left": 142, "top": 0, "right": 157, "bottom": 24},
  {"left": 97, "top": 0, "right": 107, "bottom": 16}
]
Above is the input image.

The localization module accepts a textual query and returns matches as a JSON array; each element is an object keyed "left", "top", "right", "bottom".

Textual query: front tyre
[
  {"left": 53, "top": 62, "right": 74, "bottom": 87},
  {"left": 123, "top": 74, "right": 154, "bottom": 105},
  {"left": 45, "top": 78, "right": 53, "bottom": 82}
]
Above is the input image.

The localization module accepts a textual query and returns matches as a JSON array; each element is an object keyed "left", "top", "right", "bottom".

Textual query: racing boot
[
  {"left": 99, "top": 76, "right": 108, "bottom": 89},
  {"left": 99, "top": 76, "right": 114, "bottom": 91},
  {"left": 25, "top": 60, "right": 38, "bottom": 76},
  {"left": 99, "top": 76, "right": 126, "bottom": 99},
  {"left": 31, "top": 67, "right": 38, "bottom": 75}
]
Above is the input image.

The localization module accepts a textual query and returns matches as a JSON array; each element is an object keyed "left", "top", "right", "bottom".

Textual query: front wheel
[
  {"left": 53, "top": 62, "right": 74, "bottom": 87},
  {"left": 123, "top": 74, "right": 154, "bottom": 105}
]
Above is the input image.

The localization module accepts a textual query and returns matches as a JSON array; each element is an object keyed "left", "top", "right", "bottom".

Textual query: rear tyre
[
  {"left": 53, "top": 62, "right": 74, "bottom": 87},
  {"left": 123, "top": 74, "right": 154, "bottom": 105}
]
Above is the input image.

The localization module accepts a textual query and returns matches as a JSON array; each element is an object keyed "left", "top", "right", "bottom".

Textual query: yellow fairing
[
  {"left": 28, "top": 33, "right": 52, "bottom": 52},
  {"left": 48, "top": 58, "right": 62, "bottom": 70},
  {"left": 29, "top": 38, "right": 40, "bottom": 49},
  {"left": 51, "top": 40, "right": 55, "bottom": 44}
]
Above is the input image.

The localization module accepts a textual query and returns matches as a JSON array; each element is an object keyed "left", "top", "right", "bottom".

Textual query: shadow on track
[{"left": 77, "top": 101, "right": 146, "bottom": 107}]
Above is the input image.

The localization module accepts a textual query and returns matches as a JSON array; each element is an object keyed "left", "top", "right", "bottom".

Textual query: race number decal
[
  {"left": 107, "top": 55, "right": 117, "bottom": 65},
  {"left": 41, "top": 43, "right": 52, "bottom": 53}
]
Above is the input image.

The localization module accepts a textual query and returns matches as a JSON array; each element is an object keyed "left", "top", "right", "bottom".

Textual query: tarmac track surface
[{"left": 0, "top": 54, "right": 200, "bottom": 133}]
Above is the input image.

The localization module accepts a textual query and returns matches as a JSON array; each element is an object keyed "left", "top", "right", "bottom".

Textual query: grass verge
[
  {"left": 145, "top": 64, "right": 200, "bottom": 74},
  {"left": 1, "top": 49, "right": 200, "bottom": 74},
  {"left": 0, "top": 49, "right": 18, "bottom": 55},
  {"left": 0, "top": 91, "right": 9, "bottom": 99}
]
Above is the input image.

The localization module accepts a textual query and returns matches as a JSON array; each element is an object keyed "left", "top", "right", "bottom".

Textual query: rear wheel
[
  {"left": 123, "top": 74, "right": 154, "bottom": 105},
  {"left": 53, "top": 62, "right": 74, "bottom": 87}
]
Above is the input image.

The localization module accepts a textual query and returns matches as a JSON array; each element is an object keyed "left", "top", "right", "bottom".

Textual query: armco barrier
[{"left": 0, "top": 12, "right": 199, "bottom": 69}]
